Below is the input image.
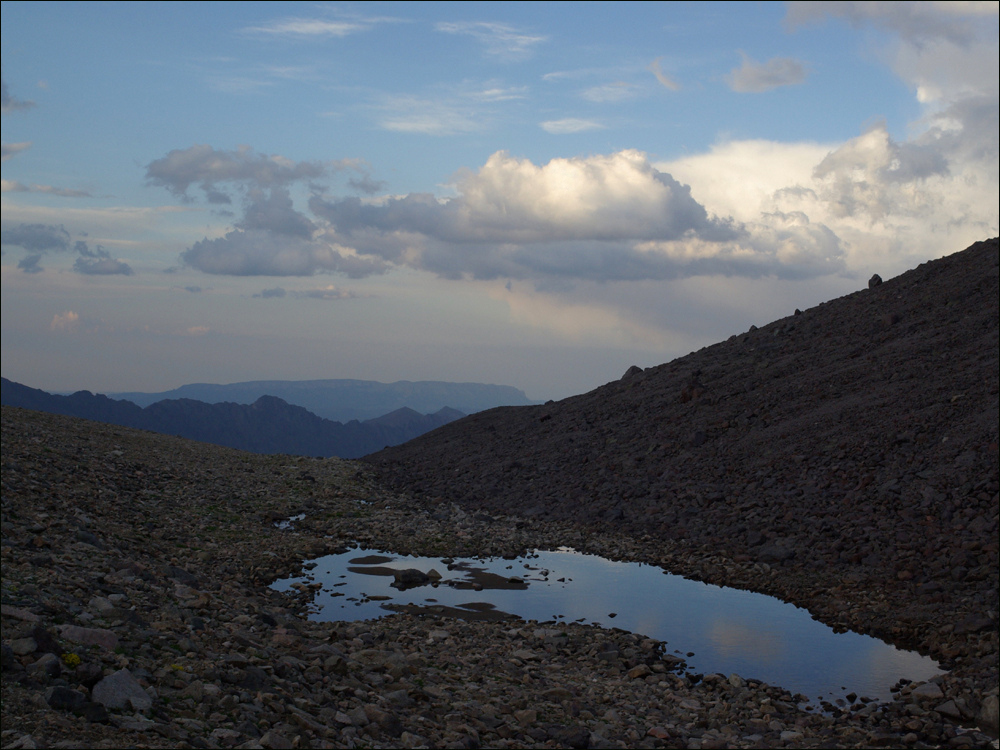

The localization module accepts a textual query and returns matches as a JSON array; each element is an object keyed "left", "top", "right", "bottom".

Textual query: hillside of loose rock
[
  {"left": 367, "top": 238, "right": 1000, "bottom": 730},
  {"left": 4, "top": 407, "right": 997, "bottom": 749}
]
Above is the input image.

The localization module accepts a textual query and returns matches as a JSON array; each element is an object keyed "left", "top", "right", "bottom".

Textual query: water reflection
[{"left": 271, "top": 545, "right": 943, "bottom": 705}]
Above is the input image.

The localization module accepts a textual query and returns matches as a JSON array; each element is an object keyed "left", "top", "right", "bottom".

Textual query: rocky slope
[
  {"left": 366, "top": 240, "right": 1000, "bottom": 722},
  {"left": 3, "top": 408, "right": 997, "bottom": 749}
]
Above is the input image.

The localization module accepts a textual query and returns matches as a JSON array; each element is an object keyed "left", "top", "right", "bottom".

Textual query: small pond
[{"left": 271, "top": 545, "right": 943, "bottom": 707}]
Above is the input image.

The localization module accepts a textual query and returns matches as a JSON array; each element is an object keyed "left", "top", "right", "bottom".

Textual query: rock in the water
[{"left": 391, "top": 568, "right": 431, "bottom": 589}]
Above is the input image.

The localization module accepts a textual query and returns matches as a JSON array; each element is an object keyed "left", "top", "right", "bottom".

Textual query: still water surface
[{"left": 272, "top": 545, "right": 943, "bottom": 706}]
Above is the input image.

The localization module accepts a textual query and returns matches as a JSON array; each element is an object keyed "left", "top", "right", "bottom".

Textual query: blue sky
[{"left": 2, "top": 2, "right": 997, "bottom": 402}]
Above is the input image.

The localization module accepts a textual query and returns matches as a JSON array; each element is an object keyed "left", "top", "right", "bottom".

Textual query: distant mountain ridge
[
  {"left": 107, "top": 379, "right": 538, "bottom": 423},
  {"left": 0, "top": 378, "right": 465, "bottom": 458}
]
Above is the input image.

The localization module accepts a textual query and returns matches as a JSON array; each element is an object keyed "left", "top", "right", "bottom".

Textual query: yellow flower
[{"left": 61, "top": 653, "right": 81, "bottom": 668}]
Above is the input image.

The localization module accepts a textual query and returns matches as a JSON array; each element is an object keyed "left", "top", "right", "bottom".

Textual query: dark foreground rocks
[{"left": 3, "top": 407, "right": 997, "bottom": 749}]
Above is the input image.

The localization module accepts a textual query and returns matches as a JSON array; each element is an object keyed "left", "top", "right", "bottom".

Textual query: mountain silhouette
[{"left": 0, "top": 380, "right": 463, "bottom": 459}]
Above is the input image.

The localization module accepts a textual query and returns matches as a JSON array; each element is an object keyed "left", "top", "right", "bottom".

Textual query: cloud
[
  {"left": 241, "top": 18, "right": 367, "bottom": 38},
  {"left": 308, "top": 149, "right": 843, "bottom": 282},
  {"left": 239, "top": 187, "right": 316, "bottom": 238},
  {"left": 50, "top": 311, "right": 79, "bottom": 331},
  {"left": 254, "top": 284, "right": 354, "bottom": 300},
  {"left": 180, "top": 227, "right": 388, "bottom": 277},
  {"left": 812, "top": 122, "right": 949, "bottom": 220},
  {"left": 787, "top": 2, "right": 998, "bottom": 106},
  {"left": 658, "top": 122, "right": 997, "bottom": 278},
  {"left": 186, "top": 326, "right": 209, "bottom": 336},
  {"left": 376, "top": 95, "right": 483, "bottom": 136},
  {"left": 72, "top": 241, "right": 134, "bottom": 275},
  {"left": 348, "top": 174, "right": 388, "bottom": 195},
  {"left": 1, "top": 223, "right": 134, "bottom": 274},
  {"left": 727, "top": 53, "right": 807, "bottom": 93},
  {"left": 255, "top": 286, "right": 287, "bottom": 298},
  {"left": 471, "top": 85, "right": 528, "bottom": 102},
  {"left": 785, "top": 1, "right": 996, "bottom": 46},
  {"left": 581, "top": 82, "right": 638, "bottom": 103},
  {"left": 144, "top": 144, "right": 331, "bottom": 201},
  {"left": 648, "top": 58, "right": 681, "bottom": 91},
  {"left": 540, "top": 118, "right": 605, "bottom": 134},
  {"left": 17, "top": 254, "right": 44, "bottom": 274},
  {"left": 1, "top": 80, "right": 35, "bottom": 114},
  {"left": 1, "top": 223, "right": 72, "bottom": 252},
  {"left": 1, "top": 142, "right": 32, "bottom": 162},
  {"left": 1, "top": 179, "right": 91, "bottom": 197},
  {"left": 147, "top": 144, "right": 393, "bottom": 278},
  {"left": 297, "top": 285, "right": 355, "bottom": 300},
  {"left": 435, "top": 21, "right": 546, "bottom": 60}
]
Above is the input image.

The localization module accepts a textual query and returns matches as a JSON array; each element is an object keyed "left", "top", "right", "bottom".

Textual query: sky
[{"left": 2, "top": 2, "right": 998, "bottom": 403}]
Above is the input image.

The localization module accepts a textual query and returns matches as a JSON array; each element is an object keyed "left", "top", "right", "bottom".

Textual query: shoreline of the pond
[
  {"left": 271, "top": 518, "right": 946, "bottom": 660},
  {"left": 270, "top": 540, "right": 945, "bottom": 711},
  {"left": 262, "top": 493, "right": 995, "bottom": 740}
]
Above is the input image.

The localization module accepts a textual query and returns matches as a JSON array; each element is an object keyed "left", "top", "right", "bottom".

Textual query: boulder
[
  {"left": 978, "top": 693, "right": 999, "bottom": 736},
  {"left": 92, "top": 668, "right": 153, "bottom": 711},
  {"left": 391, "top": 568, "right": 431, "bottom": 589}
]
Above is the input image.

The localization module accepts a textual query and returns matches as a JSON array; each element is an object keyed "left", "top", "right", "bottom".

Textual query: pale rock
[
  {"left": 9, "top": 637, "right": 37, "bottom": 656},
  {"left": 910, "top": 682, "right": 944, "bottom": 701},
  {"left": 92, "top": 668, "right": 153, "bottom": 711},
  {"left": 59, "top": 624, "right": 118, "bottom": 650}
]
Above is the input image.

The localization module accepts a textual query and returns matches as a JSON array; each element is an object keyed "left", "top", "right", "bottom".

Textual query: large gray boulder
[{"left": 91, "top": 668, "right": 152, "bottom": 711}]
